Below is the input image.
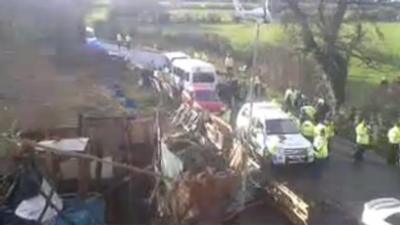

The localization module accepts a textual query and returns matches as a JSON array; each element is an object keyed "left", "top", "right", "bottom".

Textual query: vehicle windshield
[
  {"left": 193, "top": 72, "right": 215, "bottom": 83},
  {"left": 265, "top": 119, "right": 299, "bottom": 135},
  {"left": 194, "top": 90, "right": 219, "bottom": 102}
]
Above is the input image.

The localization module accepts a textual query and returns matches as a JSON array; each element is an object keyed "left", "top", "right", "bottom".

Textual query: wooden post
[{"left": 78, "top": 157, "right": 90, "bottom": 198}]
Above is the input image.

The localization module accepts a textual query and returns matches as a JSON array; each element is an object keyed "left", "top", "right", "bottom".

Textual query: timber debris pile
[
  {"left": 155, "top": 103, "right": 309, "bottom": 225},
  {"left": 156, "top": 104, "right": 241, "bottom": 224}
]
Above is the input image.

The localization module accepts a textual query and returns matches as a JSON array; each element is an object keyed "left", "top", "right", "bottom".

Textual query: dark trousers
[
  {"left": 387, "top": 144, "right": 399, "bottom": 165},
  {"left": 354, "top": 144, "right": 368, "bottom": 161},
  {"left": 226, "top": 66, "right": 233, "bottom": 76}
]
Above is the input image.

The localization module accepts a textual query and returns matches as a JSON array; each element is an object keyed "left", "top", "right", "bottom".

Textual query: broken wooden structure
[
  {"left": 156, "top": 104, "right": 309, "bottom": 225},
  {"left": 5, "top": 112, "right": 160, "bottom": 225}
]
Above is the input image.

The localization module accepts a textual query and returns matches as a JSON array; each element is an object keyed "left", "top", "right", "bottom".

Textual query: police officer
[
  {"left": 387, "top": 121, "right": 400, "bottom": 165},
  {"left": 315, "top": 98, "right": 330, "bottom": 122},
  {"left": 225, "top": 53, "right": 234, "bottom": 76},
  {"left": 314, "top": 128, "right": 329, "bottom": 160},
  {"left": 354, "top": 119, "right": 371, "bottom": 161},
  {"left": 194, "top": 51, "right": 201, "bottom": 59},
  {"left": 201, "top": 52, "right": 208, "bottom": 62},
  {"left": 301, "top": 117, "right": 315, "bottom": 143},
  {"left": 116, "top": 33, "right": 123, "bottom": 50},
  {"left": 325, "top": 119, "right": 335, "bottom": 150}
]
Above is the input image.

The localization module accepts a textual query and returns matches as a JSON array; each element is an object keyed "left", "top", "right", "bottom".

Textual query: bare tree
[{"left": 281, "top": 0, "right": 394, "bottom": 106}]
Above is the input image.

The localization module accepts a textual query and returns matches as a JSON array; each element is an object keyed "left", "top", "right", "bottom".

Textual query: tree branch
[
  {"left": 326, "top": 0, "right": 348, "bottom": 50},
  {"left": 282, "top": 0, "right": 320, "bottom": 53},
  {"left": 318, "top": 0, "right": 326, "bottom": 27}
]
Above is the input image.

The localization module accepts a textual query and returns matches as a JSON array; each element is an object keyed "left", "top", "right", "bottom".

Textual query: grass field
[
  {"left": 202, "top": 24, "right": 285, "bottom": 49},
  {"left": 169, "top": 8, "right": 233, "bottom": 21}
]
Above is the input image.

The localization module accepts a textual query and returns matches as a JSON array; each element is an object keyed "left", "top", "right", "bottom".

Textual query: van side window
[{"left": 175, "top": 68, "right": 183, "bottom": 78}]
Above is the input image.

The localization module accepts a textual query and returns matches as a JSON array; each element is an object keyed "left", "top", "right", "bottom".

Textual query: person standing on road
[
  {"left": 225, "top": 53, "right": 234, "bottom": 76},
  {"left": 194, "top": 51, "right": 201, "bottom": 59},
  {"left": 314, "top": 128, "right": 329, "bottom": 160},
  {"left": 254, "top": 75, "right": 262, "bottom": 98},
  {"left": 125, "top": 34, "right": 132, "bottom": 50},
  {"left": 313, "top": 128, "right": 329, "bottom": 179},
  {"left": 325, "top": 119, "right": 335, "bottom": 151},
  {"left": 387, "top": 122, "right": 400, "bottom": 165},
  {"left": 315, "top": 98, "right": 330, "bottom": 122},
  {"left": 284, "top": 86, "right": 294, "bottom": 112},
  {"left": 354, "top": 119, "right": 371, "bottom": 161},
  {"left": 201, "top": 52, "right": 208, "bottom": 62},
  {"left": 116, "top": 33, "right": 123, "bottom": 50}
]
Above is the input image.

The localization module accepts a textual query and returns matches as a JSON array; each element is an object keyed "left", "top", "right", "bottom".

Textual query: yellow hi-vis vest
[
  {"left": 313, "top": 135, "right": 328, "bottom": 159},
  {"left": 356, "top": 122, "right": 370, "bottom": 145},
  {"left": 388, "top": 126, "right": 400, "bottom": 144},
  {"left": 301, "top": 121, "right": 315, "bottom": 138}
]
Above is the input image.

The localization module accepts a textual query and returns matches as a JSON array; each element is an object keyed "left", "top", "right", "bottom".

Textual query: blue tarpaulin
[
  {"left": 85, "top": 39, "right": 108, "bottom": 56},
  {"left": 56, "top": 194, "right": 106, "bottom": 225}
]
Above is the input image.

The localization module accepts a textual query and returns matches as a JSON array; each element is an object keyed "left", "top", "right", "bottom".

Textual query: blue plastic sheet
[{"left": 56, "top": 194, "right": 106, "bottom": 225}]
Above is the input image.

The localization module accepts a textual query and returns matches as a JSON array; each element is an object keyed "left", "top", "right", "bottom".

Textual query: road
[
  {"left": 270, "top": 137, "right": 400, "bottom": 224},
  {"left": 99, "top": 40, "right": 400, "bottom": 224}
]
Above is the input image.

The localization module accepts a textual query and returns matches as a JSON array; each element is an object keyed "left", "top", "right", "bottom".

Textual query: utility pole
[
  {"left": 248, "top": 22, "right": 261, "bottom": 132},
  {"left": 241, "top": 22, "right": 261, "bottom": 210}
]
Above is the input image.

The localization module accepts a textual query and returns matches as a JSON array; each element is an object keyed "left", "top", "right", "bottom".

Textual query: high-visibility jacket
[
  {"left": 301, "top": 105, "right": 316, "bottom": 120},
  {"left": 356, "top": 122, "right": 370, "bottom": 145},
  {"left": 313, "top": 135, "right": 328, "bottom": 159},
  {"left": 301, "top": 120, "right": 315, "bottom": 138},
  {"left": 194, "top": 52, "right": 201, "bottom": 59},
  {"left": 314, "top": 123, "right": 326, "bottom": 137},
  {"left": 388, "top": 126, "right": 400, "bottom": 144},
  {"left": 201, "top": 52, "right": 208, "bottom": 61}
]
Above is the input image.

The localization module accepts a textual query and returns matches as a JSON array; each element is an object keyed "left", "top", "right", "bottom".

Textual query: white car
[
  {"left": 362, "top": 198, "right": 400, "bottom": 225},
  {"left": 236, "top": 101, "right": 314, "bottom": 165}
]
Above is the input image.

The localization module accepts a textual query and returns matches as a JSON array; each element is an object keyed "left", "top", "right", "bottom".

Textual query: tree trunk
[{"left": 316, "top": 51, "right": 348, "bottom": 106}]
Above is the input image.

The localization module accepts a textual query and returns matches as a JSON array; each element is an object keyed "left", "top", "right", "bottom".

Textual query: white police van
[
  {"left": 171, "top": 58, "right": 218, "bottom": 92},
  {"left": 236, "top": 101, "right": 314, "bottom": 165}
]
